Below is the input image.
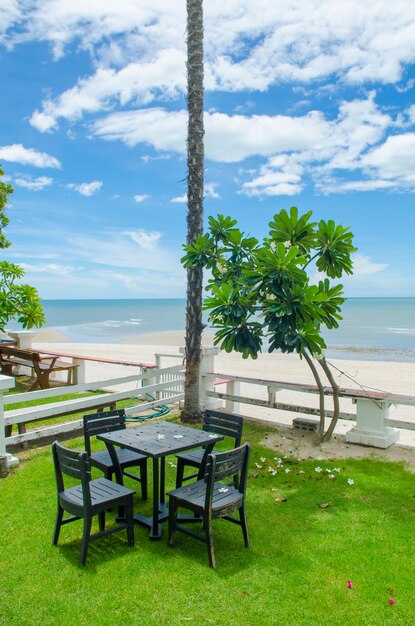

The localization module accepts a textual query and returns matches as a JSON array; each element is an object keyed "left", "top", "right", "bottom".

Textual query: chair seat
[
  {"left": 169, "top": 479, "right": 243, "bottom": 514},
  {"left": 176, "top": 448, "right": 205, "bottom": 465},
  {"left": 60, "top": 477, "right": 135, "bottom": 510},
  {"left": 90, "top": 448, "right": 146, "bottom": 471}
]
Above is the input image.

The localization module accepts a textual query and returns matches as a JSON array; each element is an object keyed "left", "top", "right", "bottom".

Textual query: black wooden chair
[
  {"left": 168, "top": 442, "right": 251, "bottom": 568},
  {"left": 52, "top": 441, "right": 135, "bottom": 566},
  {"left": 175, "top": 410, "right": 244, "bottom": 488},
  {"left": 83, "top": 409, "right": 148, "bottom": 500}
]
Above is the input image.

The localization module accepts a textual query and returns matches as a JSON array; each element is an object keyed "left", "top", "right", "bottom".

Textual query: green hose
[{"left": 125, "top": 393, "right": 170, "bottom": 422}]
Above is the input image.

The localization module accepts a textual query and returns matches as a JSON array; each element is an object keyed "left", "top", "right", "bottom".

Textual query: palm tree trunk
[{"left": 182, "top": 0, "right": 204, "bottom": 423}]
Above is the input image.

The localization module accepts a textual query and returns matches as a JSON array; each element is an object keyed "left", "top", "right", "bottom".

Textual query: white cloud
[
  {"left": 124, "top": 229, "right": 161, "bottom": 251},
  {"left": 361, "top": 133, "right": 415, "bottom": 185},
  {"left": 30, "top": 48, "right": 186, "bottom": 132},
  {"left": 352, "top": 253, "right": 388, "bottom": 277},
  {"left": 133, "top": 194, "right": 149, "bottom": 203},
  {"left": 20, "top": 263, "right": 76, "bottom": 276},
  {"left": 66, "top": 180, "right": 102, "bottom": 196},
  {"left": 171, "top": 194, "right": 187, "bottom": 203},
  {"left": 0, "top": 144, "right": 61, "bottom": 168},
  {"left": 13, "top": 175, "right": 53, "bottom": 191},
  {"left": 8, "top": 1, "right": 415, "bottom": 131},
  {"left": 205, "top": 183, "right": 220, "bottom": 199}
]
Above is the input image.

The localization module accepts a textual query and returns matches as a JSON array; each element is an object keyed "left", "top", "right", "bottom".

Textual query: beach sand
[{"left": 32, "top": 330, "right": 415, "bottom": 467}]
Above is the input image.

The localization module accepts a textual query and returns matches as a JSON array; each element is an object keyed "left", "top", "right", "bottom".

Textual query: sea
[{"left": 6, "top": 298, "right": 415, "bottom": 362}]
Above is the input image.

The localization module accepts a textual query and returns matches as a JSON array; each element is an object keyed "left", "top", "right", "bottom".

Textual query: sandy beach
[{"left": 31, "top": 328, "right": 415, "bottom": 465}]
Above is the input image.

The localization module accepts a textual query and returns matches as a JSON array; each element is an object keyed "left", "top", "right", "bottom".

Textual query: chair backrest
[
  {"left": 204, "top": 443, "right": 250, "bottom": 508},
  {"left": 52, "top": 441, "right": 91, "bottom": 504},
  {"left": 203, "top": 410, "right": 244, "bottom": 447},
  {"left": 83, "top": 409, "right": 126, "bottom": 455}
]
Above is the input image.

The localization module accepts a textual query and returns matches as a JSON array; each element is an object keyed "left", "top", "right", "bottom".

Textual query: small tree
[
  {"left": 0, "top": 164, "right": 45, "bottom": 333},
  {"left": 182, "top": 207, "right": 356, "bottom": 443}
]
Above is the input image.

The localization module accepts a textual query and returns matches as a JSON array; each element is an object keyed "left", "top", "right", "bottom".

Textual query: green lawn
[{"left": 1, "top": 418, "right": 414, "bottom": 625}]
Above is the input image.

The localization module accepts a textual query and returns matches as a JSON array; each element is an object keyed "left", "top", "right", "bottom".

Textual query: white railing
[
  {"left": 1, "top": 364, "right": 185, "bottom": 462},
  {"left": 204, "top": 371, "right": 415, "bottom": 448}
]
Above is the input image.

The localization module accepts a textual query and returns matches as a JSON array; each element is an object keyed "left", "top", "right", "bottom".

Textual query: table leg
[{"left": 149, "top": 457, "right": 160, "bottom": 539}]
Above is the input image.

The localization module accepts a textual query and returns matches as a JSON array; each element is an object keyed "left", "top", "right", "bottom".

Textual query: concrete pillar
[
  {"left": 0, "top": 374, "right": 19, "bottom": 468},
  {"left": 225, "top": 380, "right": 241, "bottom": 414},
  {"left": 180, "top": 346, "right": 220, "bottom": 411},
  {"left": 346, "top": 398, "right": 399, "bottom": 448},
  {"left": 6, "top": 330, "right": 37, "bottom": 349}
]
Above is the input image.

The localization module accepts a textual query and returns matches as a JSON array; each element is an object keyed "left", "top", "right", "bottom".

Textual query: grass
[{"left": 1, "top": 417, "right": 414, "bottom": 625}]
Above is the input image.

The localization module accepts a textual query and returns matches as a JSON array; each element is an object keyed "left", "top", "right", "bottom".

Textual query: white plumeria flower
[
  {"left": 299, "top": 470, "right": 305, "bottom": 474},
  {"left": 315, "top": 349, "right": 327, "bottom": 361},
  {"left": 347, "top": 478, "right": 355, "bottom": 485},
  {"left": 216, "top": 261, "right": 227, "bottom": 275},
  {"left": 333, "top": 468, "right": 341, "bottom": 473},
  {"left": 218, "top": 487, "right": 229, "bottom": 493},
  {"left": 174, "top": 434, "right": 184, "bottom": 439},
  {"left": 267, "top": 293, "right": 277, "bottom": 301},
  {"left": 208, "top": 434, "right": 217, "bottom": 438},
  {"left": 283, "top": 240, "right": 291, "bottom": 249},
  {"left": 260, "top": 457, "right": 266, "bottom": 463},
  {"left": 271, "top": 470, "right": 277, "bottom": 476},
  {"left": 168, "top": 462, "right": 177, "bottom": 468},
  {"left": 285, "top": 468, "right": 291, "bottom": 474},
  {"left": 325, "top": 468, "right": 332, "bottom": 473},
  {"left": 328, "top": 474, "right": 335, "bottom": 479},
  {"left": 270, "top": 241, "right": 277, "bottom": 252},
  {"left": 255, "top": 463, "right": 263, "bottom": 469},
  {"left": 267, "top": 466, "right": 274, "bottom": 472},
  {"left": 315, "top": 467, "right": 322, "bottom": 473},
  {"left": 157, "top": 434, "right": 165, "bottom": 440}
]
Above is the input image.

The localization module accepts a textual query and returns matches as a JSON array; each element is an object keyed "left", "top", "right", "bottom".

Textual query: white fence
[
  {"left": 203, "top": 371, "right": 415, "bottom": 448},
  {"left": 1, "top": 363, "right": 184, "bottom": 467}
]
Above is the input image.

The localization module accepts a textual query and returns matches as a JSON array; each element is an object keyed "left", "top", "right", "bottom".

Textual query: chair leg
[
  {"left": 125, "top": 497, "right": 135, "bottom": 546},
  {"left": 80, "top": 516, "right": 92, "bottom": 566},
  {"left": 168, "top": 498, "right": 177, "bottom": 547},
  {"left": 205, "top": 517, "right": 216, "bottom": 569},
  {"left": 141, "top": 460, "right": 148, "bottom": 501},
  {"left": 98, "top": 511, "right": 105, "bottom": 532},
  {"left": 52, "top": 505, "right": 64, "bottom": 545},
  {"left": 239, "top": 505, "right": 250, "bottom": 548},
  {"left": 175, "top": 459, "right": 185, "bottom": 488}
]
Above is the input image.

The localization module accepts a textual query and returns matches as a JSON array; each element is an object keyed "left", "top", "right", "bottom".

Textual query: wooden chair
[
  {"left": 83, "top": 409, "right": 148, "bottom": 500},
  {"left": 52, "top": 441, "right": 135, "bottom": 566},
  {"left": 168, "top": 443, "right": 251, "bottom": 569},
  {"left": 175, "top": 410, "right": 244, "bottom": 488}
]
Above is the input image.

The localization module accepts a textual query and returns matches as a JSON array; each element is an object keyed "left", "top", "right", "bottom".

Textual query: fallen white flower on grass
[
  {"left": 255, "top": 463, "right": 263, "bottom": 469},
  {"left": 299, "top": 470, "right": 305, "bottom": 474},
  {"left": 328, "top": 474, "right": 335, "bottom": 479},
  {"left": 347, "top": 478, "right": 355, "bottom": 485},
  {"left": 260, "top": 457, "right": 266, "bottom": 463},
  {"left": 285, "top": 468, "right": 291, "bottom": 474},
  {"left": 315, "top": 467, "right": 322, "bottom": 473},
  {"left": 333, "top": 468, "right": 341, "bottom": 473}
]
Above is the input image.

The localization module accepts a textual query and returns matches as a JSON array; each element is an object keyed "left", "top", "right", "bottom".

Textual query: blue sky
[{"left": 1, "top": 0, "right": 415, "bottom": 300}]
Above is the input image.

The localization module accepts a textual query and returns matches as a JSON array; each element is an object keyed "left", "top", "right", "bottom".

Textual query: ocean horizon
[{"left": 6, "top": 297, "right": 415, "bottom": 362}]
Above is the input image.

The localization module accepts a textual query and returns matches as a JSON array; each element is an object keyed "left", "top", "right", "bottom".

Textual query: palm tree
[{"left": 181, "top": 0, "right": 204, "bottom": 422}]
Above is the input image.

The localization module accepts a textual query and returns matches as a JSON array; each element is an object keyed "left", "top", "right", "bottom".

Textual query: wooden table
[{"left": 97, "top": 421, "right": 223, "bottom": 540}]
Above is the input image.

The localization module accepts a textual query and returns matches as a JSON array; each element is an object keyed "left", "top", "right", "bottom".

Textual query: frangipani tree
[
  {"left": 0, "top": 164, "right": 45, "bottom": 333},
  {"left": 182, "top": 207, "right": 356, "bottom": 443}
]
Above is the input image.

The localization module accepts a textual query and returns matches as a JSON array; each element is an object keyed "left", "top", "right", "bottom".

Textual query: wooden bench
[{"left": 0, "top": 346, "right": 79, "bottom": 391}]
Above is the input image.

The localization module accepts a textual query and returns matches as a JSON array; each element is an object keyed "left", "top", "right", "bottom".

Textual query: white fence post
[
  {"left": 225, "top": 380, "right": 241, "bottom": 414},
  {"left": 197, "top": 347, "right": 220, "bottom": 411},
  {"left": 0, "top": 374, "right": 19, "bottom": 468},
  {"left": 346, "top": 398, "right": 399, "bottom": 448}
]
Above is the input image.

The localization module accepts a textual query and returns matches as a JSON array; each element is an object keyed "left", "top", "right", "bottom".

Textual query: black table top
[{"left": 97, "top": 420, "right": 223, "bottom": 458}]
